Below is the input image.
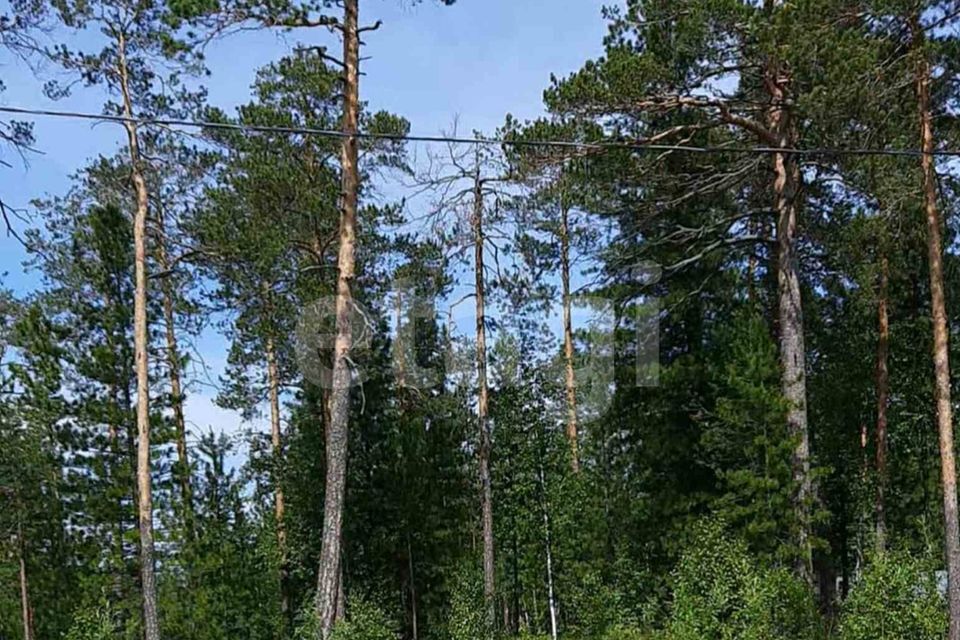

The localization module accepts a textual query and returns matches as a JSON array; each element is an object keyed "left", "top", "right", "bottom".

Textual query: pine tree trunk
[
  {"left": 18, "top": 520, "right": 33, "bottom": 640},
  {"left": 315, "top": 0, "right": 359, "bottom": 636},
  {"left": 117, "top": 30, "right": 160, "bottom": 640},
  {"left": 265, "top": 332, "right": 290, "bottom": 626},
  {"left": 560, "top": 203, "right": 579, "bottom": 473},
  {"left": 914, "top": 21, "right": 960, "bottom": 638},
  {"left": 874, "top": 249, "right": 889, "bottom": 552},
  {"left": 156, "top": 210, "right": 193, "bottom": 530},
  {"left": 769, "top": 68, "right": 814, "bottom": 582},
  {"left": 473, "top": 162, "right": 496, "bottom": 632}
]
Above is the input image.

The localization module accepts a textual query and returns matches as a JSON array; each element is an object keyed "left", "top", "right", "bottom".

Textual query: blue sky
[{"left": 0, "top": 0, "right": 610, "bottom": 443}]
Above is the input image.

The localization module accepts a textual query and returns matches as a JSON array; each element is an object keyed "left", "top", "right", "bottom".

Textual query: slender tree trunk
[
  {"left": 18, "top": 520, "right": 33, "bottom": 640},
  {"left": 407, "top": 535, "right": 418, "bottom": 640},
  {"left": 156, "top": 209, "right": 193, "bottom": 528},
  {"left": 266, "top": 332, "right": 290, "bottom": 626},
  {"left": 117, "top": 30, "right": 160, "bottom": 640},
  {"left": 914, "top": 20, "right": 960, "bottom": 638},
  {"left": 538, "top": 460, "right": 558, "bottom": 640},
  {"left": 560, "top": 203, "right": 580, "bottom": 473},
  {"left": 769, "top": 66, "right": 814, "bottom": 583},
  {"left": 395, "top": 289, "right": 407, "bottom": 391},
  {"left": 875, "top": 249, "right": 890, "bottom": 552},
  {"left": 473, "top": 162, "right": 496, "bottom": 632},
  {"left": 315, "top": 1, "right": 359, "bottom": 636},
  {"left": 104, "top": 291, "right": 128, "bottom": 584}
]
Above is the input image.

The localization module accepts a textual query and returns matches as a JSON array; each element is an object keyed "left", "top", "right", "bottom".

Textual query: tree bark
[
  {"left": 315, "top": 0, "right": 359, "bottom": 636},
  {"left": 874, "top": 249, "right": 889, "bottom": 552},
  {"left": 156, "top": 209, "right": 193, "bottom": 529},
  {"left": 914, "top": 20, "right": 960, "bottom": 638},
  {"left": 117, "top": 29, "right": 160, "bottom": 640},
  {"left": 473, "top": 161, "right": 496, "bottom": 632},
  {"left": 769, "top": 67, "right": 814, "bottom": 582},
  {"left": 560, "top": 203, "right": 580, "bottom": 473},
  {"left": 265, "top": 332, "right": 290, "bottom": 626}
]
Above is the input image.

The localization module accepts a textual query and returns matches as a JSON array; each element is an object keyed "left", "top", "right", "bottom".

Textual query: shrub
[
  {"left": 663, "top": 518, "right": 820, "bottom": 640},
  {"left": 563, "top": 568, "right": 638, "bottom": 638},
  {"left": 598, "top": 623, "right": 649, "bottom": 640},
  {"left": 331, "top": 596, "right": 398, "bottom": 640},
  {"left": 839, "top": 551, "right": 946, "bottom": 640},
  {"left": 295, "top": 594, "right": 398, "bottom": 640},
  {"left": 64, "top": 602, "right": 116, "bottom": 640},
  {"left": 445, "top": 561, "right": 491, "bottom": 640}
]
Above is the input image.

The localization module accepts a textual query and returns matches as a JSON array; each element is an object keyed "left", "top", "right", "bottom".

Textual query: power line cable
[{"left": 2, "top": 104, "right": 959, "bottom": 158}]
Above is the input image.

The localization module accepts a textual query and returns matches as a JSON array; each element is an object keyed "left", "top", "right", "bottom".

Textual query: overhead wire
[{"left": 2, "top": 104, "right": 960, "bottom": 158}]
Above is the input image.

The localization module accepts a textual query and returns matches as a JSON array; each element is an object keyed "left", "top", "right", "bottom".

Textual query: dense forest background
[{"left": 3, "top": 0, "right": 960, "bottom": 639}]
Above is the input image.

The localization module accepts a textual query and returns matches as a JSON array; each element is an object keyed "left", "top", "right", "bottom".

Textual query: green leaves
[
  {"left": 839, "top": 551, "right": 948, "bottom": 640},
  {"left": 665, "top": 518, "right": 821, "bottom": 640}
]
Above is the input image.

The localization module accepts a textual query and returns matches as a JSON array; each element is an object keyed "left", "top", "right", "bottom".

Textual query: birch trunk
[
  {"left": 117, "top": 29, "right": 160, "bottom": 640},
  {"left": 538, "top": 461, "right": 558, "bottom": 640},
  {"left": 914, "top": 20, "right": 960, "bottom": 638},
  {"left": 315, "top": 0, "right": 359, "bottom": 635}
]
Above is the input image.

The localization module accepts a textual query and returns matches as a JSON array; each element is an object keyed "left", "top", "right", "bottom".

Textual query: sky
[{"left": 0, "top": 0, "right": 610, "bottom": 445}]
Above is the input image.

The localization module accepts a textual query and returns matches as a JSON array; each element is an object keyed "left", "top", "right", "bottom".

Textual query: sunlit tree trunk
[
  {"left": 913, "top": 17, "right": 960, "bottom": 638},
  {"left": 315, "top": 0, "right": 359, "bottom": 636},
  {"left": 117, "top": 29, "right": 160, "bottom": 640}
]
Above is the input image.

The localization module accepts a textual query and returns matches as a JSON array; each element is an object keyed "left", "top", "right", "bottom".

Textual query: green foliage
[
  {"left": 64, "top": 602, "right": 117, "bottom": 640},
  {"left": 332, "top": 596, "right": 399, "bottom": 640},
  {"left": 562, "top": 569, "right": 639, "bottom": 639},
  {"left": 445, "top": 562, "right": 491, "bottom": 640},
  {"left": 700, "top": 310, "right": 803, "bottom": 565},
  {"left": 6, "top": 0, "right": 960, "bottom": 639},
  {"left": 663, "top": 519, "right": 820, "bottom": 640},
  {"left": 839, "top": 551, "right": 947, "bottom": 640},
  {"left": 598, "top": 625, "right": 649, "bottom": 640}
]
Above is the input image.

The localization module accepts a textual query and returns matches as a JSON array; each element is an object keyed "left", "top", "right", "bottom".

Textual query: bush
[
  {"left": 295, "top": 594, "right": 398, "bottom": 640},
  {"left": 839, "top": 551, "right": 946, "bottom": 640},
  {"left": 598, "top": 623, "right": 649, "bottom": 640},
  {"left": 64, "top": 602, "right": 116, "bottom": 640},
  {"left": 445, "top": 561, "right": 492, "bottom": 640},
  {"left": 331, "top": 596, "right": 398, "bottom": 640},
  {"left": 563, "top": 568, "right": 639, "bottom": 638},
  {"left": 663, "top": 518, "right": 820, "bottom": 640}
]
